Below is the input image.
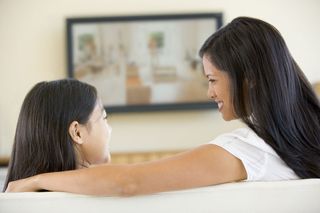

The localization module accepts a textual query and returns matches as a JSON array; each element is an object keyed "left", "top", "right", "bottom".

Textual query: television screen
[{"left": 66, "top": 13, "right": 222, "bottom": 112}]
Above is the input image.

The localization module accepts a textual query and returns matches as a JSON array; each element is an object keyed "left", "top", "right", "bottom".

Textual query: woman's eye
[
  {"left": 103, "top": 113, "right": 108, "bottom": 120},
  {"left": 208, "top": 79, "right": 216, "bottom": 83}
]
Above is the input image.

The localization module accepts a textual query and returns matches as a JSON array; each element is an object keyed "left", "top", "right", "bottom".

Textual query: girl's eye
[{"left": 208, "top": 79, "right": 216, "bottom": 83}]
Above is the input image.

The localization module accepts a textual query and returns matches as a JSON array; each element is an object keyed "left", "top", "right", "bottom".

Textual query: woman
[
  {"left": 5, "top": 17, "right": 320, "bottom": 195},
  {"left": 3, "top": 79, "right": 112, "bottom": 191}
]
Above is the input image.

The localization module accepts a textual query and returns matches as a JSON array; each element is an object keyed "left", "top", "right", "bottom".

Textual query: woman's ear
[{"left": 68, "top": 121, "right": 84, "bottom": 145}]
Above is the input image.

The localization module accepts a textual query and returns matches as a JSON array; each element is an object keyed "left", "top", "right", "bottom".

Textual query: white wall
[{"left": 0, "top": 0, "right": 319, "bottom": 156}]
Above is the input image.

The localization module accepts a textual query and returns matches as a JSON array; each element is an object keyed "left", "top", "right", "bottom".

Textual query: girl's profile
[{"left": 3, "top": 79, "right": 112, "bottom": 191}]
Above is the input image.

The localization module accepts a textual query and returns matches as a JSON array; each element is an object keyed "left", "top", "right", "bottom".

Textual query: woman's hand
[{"left": 5, "top": 175, "right": 40, "bottom": 192}]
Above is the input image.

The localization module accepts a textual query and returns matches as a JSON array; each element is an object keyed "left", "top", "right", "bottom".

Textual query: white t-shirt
[{"left": 208, "top": 128, "right": 299, "bottom": 181}]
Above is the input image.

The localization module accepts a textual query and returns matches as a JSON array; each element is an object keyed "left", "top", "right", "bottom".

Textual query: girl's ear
[{"left": 68, "top": 121, "right": 84, "bottom": 145}]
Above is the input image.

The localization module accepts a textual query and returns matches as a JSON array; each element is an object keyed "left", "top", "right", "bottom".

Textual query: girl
[{"left": 3, "top": 79, "right": 112, "bottom": 191}]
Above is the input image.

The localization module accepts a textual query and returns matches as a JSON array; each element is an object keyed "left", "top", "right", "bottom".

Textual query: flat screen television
[{"left": 66, "top": 13, "right": 223, "bottom": 112}]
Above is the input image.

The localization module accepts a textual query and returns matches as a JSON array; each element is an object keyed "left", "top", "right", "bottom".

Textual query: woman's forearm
[{"left": 37, "top": 164, "right": 135, "bottom": 196}]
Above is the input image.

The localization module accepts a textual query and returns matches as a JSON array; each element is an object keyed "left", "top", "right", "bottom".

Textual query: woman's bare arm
[{"left": 6, "top": 144, "right": 247, "bottom": 196}]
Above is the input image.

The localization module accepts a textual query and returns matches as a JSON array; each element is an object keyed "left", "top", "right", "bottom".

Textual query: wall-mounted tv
[{"left": 66, "top": 13, "right": 222, "bottom": 112}]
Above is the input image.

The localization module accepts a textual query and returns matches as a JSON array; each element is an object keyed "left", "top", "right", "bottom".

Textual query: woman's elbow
[
  {"left": 116, "top": 173, "right": 140, "bottom": 197},
  {"left": 120, "top": 181, "right": 139, "bottom": 197}
]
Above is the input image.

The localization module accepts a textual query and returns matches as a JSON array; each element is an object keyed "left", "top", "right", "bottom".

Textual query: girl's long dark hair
[
  {"left": 3, "top": 79, "right": 97, "bottom": 191},
  {"left": 200, "top": 17, "right": 320, "bottom": 178}
]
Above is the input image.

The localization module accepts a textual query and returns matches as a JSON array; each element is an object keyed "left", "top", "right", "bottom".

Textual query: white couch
[{"left": 1, "top": 179, "right": 320, "bottom": 213}]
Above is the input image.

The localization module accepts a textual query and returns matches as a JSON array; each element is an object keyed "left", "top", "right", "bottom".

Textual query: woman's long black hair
[
  {"left": 200, "top": 17, "right": 320, "bottom": 178},
  {"left": 3, "top": 79, "right": 97, "bottom": 191}
]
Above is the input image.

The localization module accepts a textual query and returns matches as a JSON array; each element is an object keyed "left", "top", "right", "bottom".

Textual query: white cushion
[{"left": 1, "top": 179, "right": 319, "bottom": 213}]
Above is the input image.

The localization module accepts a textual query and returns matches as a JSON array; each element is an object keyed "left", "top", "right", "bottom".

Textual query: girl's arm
[{"left": 6, "top": 144, "right": 247, "bottom": 196}]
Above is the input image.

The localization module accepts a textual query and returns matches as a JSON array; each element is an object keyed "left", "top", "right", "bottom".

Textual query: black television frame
[{"left": 66, "top": 13, "right": 222, "bottom": 112}]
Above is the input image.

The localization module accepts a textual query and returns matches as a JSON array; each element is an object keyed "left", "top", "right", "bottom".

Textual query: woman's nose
[{"left": 207, "top": 87, "right": 216, "bottom": 99}]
